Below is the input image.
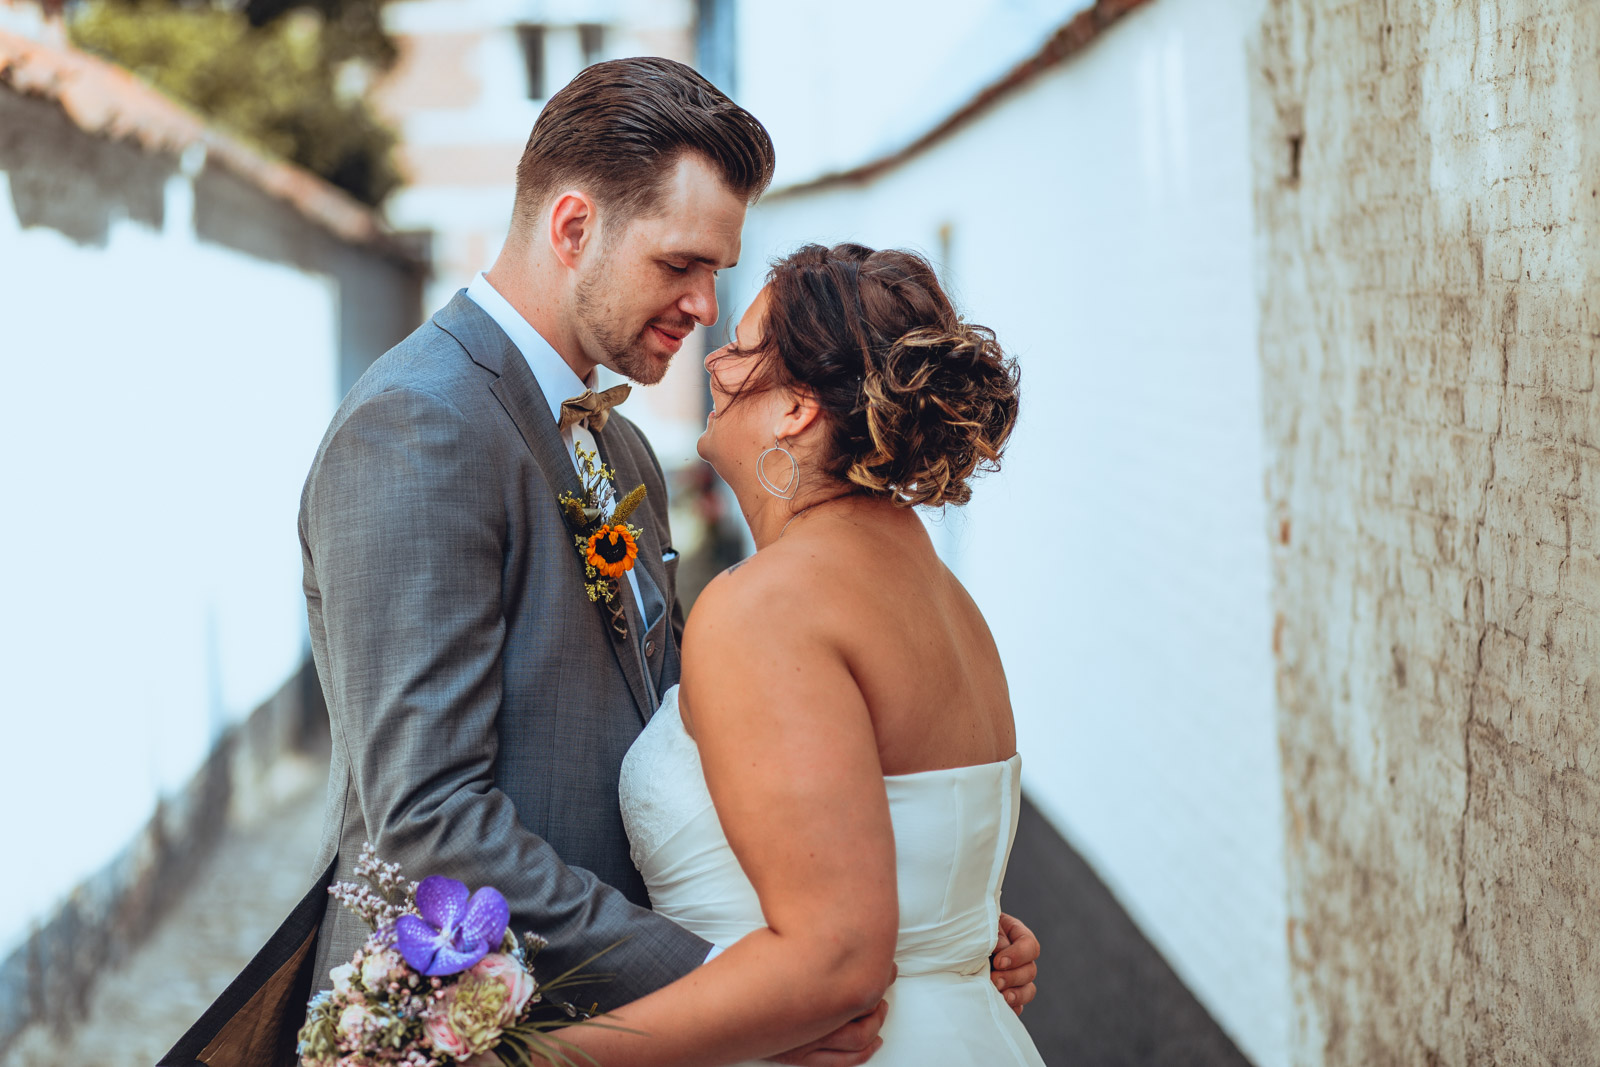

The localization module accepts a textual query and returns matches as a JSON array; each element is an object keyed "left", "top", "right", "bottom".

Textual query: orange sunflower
[{"left": 585, "top": 524, "right": 639, "bottom": 579}]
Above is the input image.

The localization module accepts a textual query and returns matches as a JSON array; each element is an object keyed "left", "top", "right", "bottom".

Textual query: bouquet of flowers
[{"left": 298, "top": 845, "right": 624, "bottom": 1067}]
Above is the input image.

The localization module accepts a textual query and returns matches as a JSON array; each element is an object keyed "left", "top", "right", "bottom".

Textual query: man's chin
[{"left": 607, "top": 350, "right": 670, "bottom": 386}]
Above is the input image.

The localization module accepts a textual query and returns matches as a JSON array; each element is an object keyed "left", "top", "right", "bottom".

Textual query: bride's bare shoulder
[
  {"left": 686, "top": 549, "right": 781, "bottom": 631},
  {"left": 684, "top": 545, "right": 841, "bottom": 655},
  {"left": 680, "top": 546, "right": 868, "bottom": 755},
  {"left": 696, "top": 541, "right": 843, "bottom": 612}
]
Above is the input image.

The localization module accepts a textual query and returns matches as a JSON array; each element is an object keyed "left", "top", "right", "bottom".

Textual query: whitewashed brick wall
[{"left": 1255, "top": 1, "right": 1600, "bottom": 1062}]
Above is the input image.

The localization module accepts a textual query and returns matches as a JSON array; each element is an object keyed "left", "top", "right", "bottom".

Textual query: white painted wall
[
  {"left": 0, "top": 168, "right": 341, "bottom": 959},
  {"left": 727, "top": 1, "right": 1287, "bottom": 1063},
  {"left": 734, "top": 0, "right": 1093, "bottom": 188}
]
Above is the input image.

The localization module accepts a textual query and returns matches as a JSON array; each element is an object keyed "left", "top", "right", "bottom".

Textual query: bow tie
[{"left": 558, "top": 384, "right": 632, "bottom": 432}]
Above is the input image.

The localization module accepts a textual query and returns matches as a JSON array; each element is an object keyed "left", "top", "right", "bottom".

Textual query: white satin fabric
[{"left": 618, "top": 686, "right": 1047, "bottom": 1066}]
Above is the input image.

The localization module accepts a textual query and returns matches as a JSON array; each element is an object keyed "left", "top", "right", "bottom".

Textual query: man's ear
[
  {"left": 775, "top": 388, "right": 823, "bottom": 442},
  {"left": 548, "top": 191, "right": 598, "bottom": 269}
]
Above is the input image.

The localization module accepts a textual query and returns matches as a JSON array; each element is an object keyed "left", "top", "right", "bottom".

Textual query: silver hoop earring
[{"left": 757, "top": 439, "right": 799, "bottom": 500}]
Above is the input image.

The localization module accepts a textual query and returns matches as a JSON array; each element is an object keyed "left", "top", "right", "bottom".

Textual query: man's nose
[{"left": 680, "top": 274, "right": 718, "bottom": 327}]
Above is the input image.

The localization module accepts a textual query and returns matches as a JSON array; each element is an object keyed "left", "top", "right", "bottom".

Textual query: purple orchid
[{"left": 395, "top": 875, "right": 510, "bottom": 976}]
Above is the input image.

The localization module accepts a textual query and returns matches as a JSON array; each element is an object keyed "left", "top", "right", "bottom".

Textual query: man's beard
[{"left": 574, "top": 263, "right": 673, "bottom": 385}]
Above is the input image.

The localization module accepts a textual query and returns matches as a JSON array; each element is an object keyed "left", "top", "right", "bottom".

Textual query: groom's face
[{"left": 573, "top": 154, "right": 746, "bottom": 385}]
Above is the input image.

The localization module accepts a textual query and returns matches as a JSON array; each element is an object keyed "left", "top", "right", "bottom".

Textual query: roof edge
[
  {"left": 0, "top": 27, "right": 425, "bottom": 267},
  {"left": 765, "top": 0, "right": 1154, "bottom": 202}
]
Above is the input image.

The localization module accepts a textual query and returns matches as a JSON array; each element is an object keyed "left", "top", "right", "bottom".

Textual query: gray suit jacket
[
  {"left": 303, "top": 291, "right": 712, "bottom": 999},
  {"left": 163, "top": 294, "right": 707, "bottom": 1066}
]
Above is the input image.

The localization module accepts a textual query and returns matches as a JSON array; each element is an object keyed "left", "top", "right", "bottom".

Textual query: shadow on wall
[
  {"left": 0, "top": 86, "right": 426, "bottom": 395},
  {"left": 0, "top": 661, "right": 331, "bottom": 1055},
  {"left": 192, "top": 165, "right": 428, "bottom": 395},
  {"left": 0, "top": 90, "right": 166, "bottom": 243}
]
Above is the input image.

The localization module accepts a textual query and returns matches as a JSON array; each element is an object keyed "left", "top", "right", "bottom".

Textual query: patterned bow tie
[{"left": 558, "top": 384, "right": 632, "bottom": 432}]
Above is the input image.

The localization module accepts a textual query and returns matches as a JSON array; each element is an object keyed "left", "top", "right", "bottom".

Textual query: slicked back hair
[{"left": 511, "top": 57, "right": 775, "bottom": 235}]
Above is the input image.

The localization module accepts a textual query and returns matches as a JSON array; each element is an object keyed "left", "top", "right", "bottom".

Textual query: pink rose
[
  {"left": 338, "top": 1003, "right": 376, "bottom": 1043},
  {"left": 467, "top": 953, "right": 537, "bottom": 1023},
  {"left": 423, "top": 989, "right": 472, "bottom": 1060}
]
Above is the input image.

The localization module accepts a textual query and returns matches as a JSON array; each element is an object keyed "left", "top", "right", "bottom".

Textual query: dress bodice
[
  {"left": 617, "top": 685, "right": 767, "bottom": 949},
  {"left": 618, "top": 687, "right": 1046, "bottom": 1066}
]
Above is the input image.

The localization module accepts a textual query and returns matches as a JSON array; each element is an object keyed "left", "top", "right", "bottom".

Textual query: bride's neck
[{"left": 743, "top": 484, "right": 859, "bottom": 550}]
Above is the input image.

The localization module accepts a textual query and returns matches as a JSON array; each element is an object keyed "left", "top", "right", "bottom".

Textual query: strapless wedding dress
[{"left": 618, "top": 686, "right": 1046, "bottom": 1067}]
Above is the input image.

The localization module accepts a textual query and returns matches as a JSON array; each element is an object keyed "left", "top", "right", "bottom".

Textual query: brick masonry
[{"left": 1253, "top": 1, "right": 1600, "bottom": 1062}]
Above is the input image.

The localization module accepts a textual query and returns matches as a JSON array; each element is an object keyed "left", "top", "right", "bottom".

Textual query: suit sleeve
[{"left": 304, "top": 385, "right": 709, "bottom": 1005}]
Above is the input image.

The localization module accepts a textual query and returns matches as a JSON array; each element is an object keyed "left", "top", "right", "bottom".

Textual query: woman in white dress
[{"left": 558, "top": 243, "right": 1043, "bottom": 1066}]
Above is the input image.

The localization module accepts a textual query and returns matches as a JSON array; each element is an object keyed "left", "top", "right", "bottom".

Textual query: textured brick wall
[{"left": 1253, "top": 2, "right": 1600, "bottom": 1063}]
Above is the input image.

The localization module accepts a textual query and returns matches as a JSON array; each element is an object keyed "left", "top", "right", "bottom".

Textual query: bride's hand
[
  {"left": 765, "top": 995, "right": 890, "bottom": 1066},
  {"left": 991, "top": 913, "right": 1040, "bottom": 1014}
]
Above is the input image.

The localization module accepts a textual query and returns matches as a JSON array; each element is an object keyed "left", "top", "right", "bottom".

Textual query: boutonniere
[{"left": 558, "top": 443, "right": 646, "bottom": 638}]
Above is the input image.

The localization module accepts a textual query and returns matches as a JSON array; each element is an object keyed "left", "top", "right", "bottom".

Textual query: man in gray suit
[{"left": 163, "top": 57, "right": 1036, "bottom": 1067}]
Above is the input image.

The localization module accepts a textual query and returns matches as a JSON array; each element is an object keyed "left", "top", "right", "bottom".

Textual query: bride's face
[{"left": 696, "top": 286, "right": 789, "bottom": 495}]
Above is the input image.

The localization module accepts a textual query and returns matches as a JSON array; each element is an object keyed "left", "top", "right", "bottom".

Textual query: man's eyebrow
[{"left": 668, "top": 250, "right": 738, "bottom": 269}]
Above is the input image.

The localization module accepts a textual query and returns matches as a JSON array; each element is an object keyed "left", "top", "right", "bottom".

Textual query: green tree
[{"left": 70, "top": 0, "right": 401, "bottom": 207}]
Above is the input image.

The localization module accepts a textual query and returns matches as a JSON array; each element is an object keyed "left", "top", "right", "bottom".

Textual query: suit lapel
[
  {"left": 435, "top": 294, "right": 583, "bottom": 499},
  {"left": 434, "top": 293, "right": 656, "bottom": 724},
  {"left": 592, "top": 423, "right": 667, "bottom": 722}
]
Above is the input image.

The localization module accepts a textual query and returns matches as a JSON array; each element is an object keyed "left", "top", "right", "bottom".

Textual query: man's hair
[{"left": 511, "top": 57, "right": 775, "bottom": 233}]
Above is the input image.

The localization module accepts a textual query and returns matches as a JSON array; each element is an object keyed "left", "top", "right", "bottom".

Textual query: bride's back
[{"left": 755, "top": 500, "right": 1015, "bottom": 777}]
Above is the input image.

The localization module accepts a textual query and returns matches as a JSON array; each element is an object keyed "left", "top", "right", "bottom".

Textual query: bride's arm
[{"left": 545, "top": 565, "right": 899, "bottom": 1066}]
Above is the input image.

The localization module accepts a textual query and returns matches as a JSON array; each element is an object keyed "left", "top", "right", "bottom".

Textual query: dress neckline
[
  {"left": 883, "top": 752, "right": 1021, "bottom": 781},
  {"left": 661, "top": 687, "right": 1019, "bottom": 783}
]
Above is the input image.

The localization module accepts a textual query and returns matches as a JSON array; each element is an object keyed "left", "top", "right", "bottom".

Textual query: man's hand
[
  {"left": 767, "top": 999, "right": 888, "bottom": 1067},
  {"left": 991, "top": 912, "right": 1040, "bottom": 1014}
]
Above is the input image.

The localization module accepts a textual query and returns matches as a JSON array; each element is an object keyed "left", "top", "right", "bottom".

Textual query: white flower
[
  {"left": 329, "top": 963, "right": 357, "bottom": 995},
  {"left": 361, "top": 947, "right": 406, "bottom": 991}
]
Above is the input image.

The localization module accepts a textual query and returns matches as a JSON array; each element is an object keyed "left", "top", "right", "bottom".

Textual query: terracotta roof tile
[{"left": 0, "top": 27, "right": 421, "bottom": 263}]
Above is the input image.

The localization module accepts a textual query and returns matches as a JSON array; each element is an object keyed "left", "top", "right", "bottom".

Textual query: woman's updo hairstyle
[{"left": 740, "top": 242, "right": 1020, "bottom": 508}]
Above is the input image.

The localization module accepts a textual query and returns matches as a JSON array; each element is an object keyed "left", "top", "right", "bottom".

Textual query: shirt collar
[{"left": 465, "top": 272, "right": 594, "bottom": 425}]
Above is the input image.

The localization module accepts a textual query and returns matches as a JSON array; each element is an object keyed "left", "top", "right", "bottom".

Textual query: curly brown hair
[{"left": 736, "top": 243, "right": 1020, "bottom": 508}]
